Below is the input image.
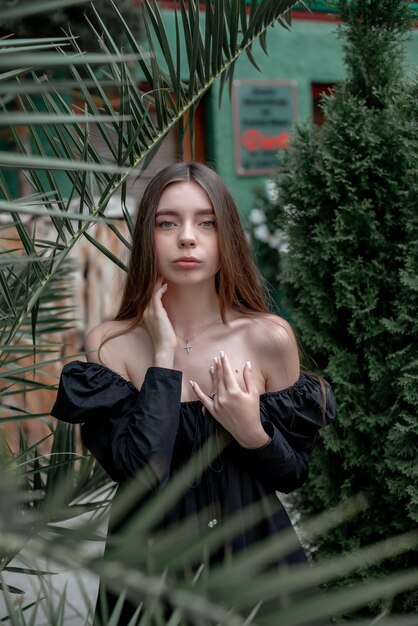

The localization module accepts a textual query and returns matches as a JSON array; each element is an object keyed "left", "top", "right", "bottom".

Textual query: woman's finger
[
  {"left": 243, "top": 360, "right": 257, "bottom": 395},
  {"left": 190, "top": 380, "right": 214, "bottom": 413},
  {"left": 214, "top": 352, "right": 227, "bottom": 398},
  {"left": 157, "top": 283, "right": 168, "bottom": 300},
  {"left": 152, "top": 283, "right": 168, "bottom": 315},
  {"left": 209, "top": 365, "right": 221, "bottom": 410},
  {"left": 219, "top": 351, "right": 237, "bottom": 391},
  {"left": 153, "top": 281, "right": 167, "bottom": 299},
  {"left": 153, "top": 276, "right": 164, "bottom": 292},
  {"left": 212, "top": 355, "right": 219, "bottom": 378},
  {"left": 209, "top": 364, "right": 217, "bottom": 395}
]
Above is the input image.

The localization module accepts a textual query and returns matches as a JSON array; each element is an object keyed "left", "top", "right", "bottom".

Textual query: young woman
[{"left": 52, "top": 162, "right": 336, "bottom": 624}]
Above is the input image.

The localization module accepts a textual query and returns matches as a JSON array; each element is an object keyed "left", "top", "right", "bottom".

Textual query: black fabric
[{"left": 51, "top": 362, "right": 336, "bottom": 624}]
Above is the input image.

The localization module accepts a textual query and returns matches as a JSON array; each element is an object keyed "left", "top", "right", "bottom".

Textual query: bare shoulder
[
  {"left": 250, "top": 313, "right": 297, "bottom": 349},
  {"left": 85, "top": 320, "right": 149, "bottom": 380},
  {"left": 246, "top": 313, "right": 300, "bottom": 391},
  {"left": 85, "top": 320, "right": 132, "bottom": 356}
]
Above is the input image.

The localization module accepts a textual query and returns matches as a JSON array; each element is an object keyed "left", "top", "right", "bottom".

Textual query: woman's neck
[{"left": 162, "top": 281, "right": 223, "bottom": 336}]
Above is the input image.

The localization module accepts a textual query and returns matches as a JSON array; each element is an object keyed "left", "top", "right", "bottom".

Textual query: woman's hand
[
  {"left": 190, "top": 352, "right": 270, "bottom": 449},
  {"left": 142, "top": 278, "right": 177, "bottom": 368}
]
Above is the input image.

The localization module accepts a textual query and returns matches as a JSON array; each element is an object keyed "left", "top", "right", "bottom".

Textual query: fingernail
[
  {"left": 189, "top": 380, "right": 194, "bottom": 387},
  {"left": 210, "top": 366, "right": 215, "bottom": 375},
  {"left": 220, "top": 350, "right": 225, "bottom": 359},
  {"left": 213, "top": 356, "right": 218, "bottom": 365},
  {"left": 247, "top": 360, "right": 252, "bottom": 370}
]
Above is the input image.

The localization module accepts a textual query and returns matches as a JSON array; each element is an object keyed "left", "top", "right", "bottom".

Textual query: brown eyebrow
[{"left": 155, "top": 208, "right": 214, "bottom": 217}]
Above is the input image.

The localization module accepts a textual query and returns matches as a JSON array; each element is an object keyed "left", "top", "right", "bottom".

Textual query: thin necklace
[{"left": 174, "top": 318, "right": 222, "bottom": 354}]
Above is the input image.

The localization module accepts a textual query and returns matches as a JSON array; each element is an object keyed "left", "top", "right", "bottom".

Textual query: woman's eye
[
  {"left": 201, "top": 220, "right": 216, "bottom": 229},
  {"left": 158, "top": 220, "right": 175, "bottom": 229}
]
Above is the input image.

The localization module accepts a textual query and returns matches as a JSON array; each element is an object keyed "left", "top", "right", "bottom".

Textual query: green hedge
[{"left": 266, "top": 0, "right": 418, "bottom": 614}]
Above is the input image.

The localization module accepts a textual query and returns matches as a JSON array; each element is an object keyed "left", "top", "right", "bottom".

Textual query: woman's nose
[{"left": 178, "top": 225, "right": 197, "bottom": 247}]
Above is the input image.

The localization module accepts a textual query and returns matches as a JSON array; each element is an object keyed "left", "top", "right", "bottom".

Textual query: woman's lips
[{"left": 174, "top": 258, "right": 201, "bottom": 269}]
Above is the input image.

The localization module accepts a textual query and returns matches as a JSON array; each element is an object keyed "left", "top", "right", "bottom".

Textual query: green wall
[
  {"left": 207, "top": 18, "right": 345, "bottom": 217},
  {"left": 159, "top": 9, "right": 418, "bottom": 216}
]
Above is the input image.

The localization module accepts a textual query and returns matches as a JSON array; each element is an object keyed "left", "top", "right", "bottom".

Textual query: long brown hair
[{"left": 115, "top": 162, "right": 268, "bottom": 326}]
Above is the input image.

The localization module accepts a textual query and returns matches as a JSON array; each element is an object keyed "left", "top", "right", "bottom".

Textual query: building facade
[{"left": 155, "top": 1, "right": 418, "bottom": 215}]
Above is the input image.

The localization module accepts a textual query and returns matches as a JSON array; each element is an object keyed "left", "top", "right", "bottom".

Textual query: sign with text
[{"left": 232, "top": 80, "right": 297, "bottom": 176}]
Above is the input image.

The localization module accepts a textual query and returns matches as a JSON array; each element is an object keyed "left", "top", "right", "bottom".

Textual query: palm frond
[{"left": 1, "top": 450, "right": 417, "bottom": 626}]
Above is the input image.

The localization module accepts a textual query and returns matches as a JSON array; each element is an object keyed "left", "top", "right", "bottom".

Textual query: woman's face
[{"left": 154, "top": 181, "right": 220, "bottom": 286}]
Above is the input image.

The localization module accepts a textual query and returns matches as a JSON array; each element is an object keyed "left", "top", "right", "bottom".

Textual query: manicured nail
[
  {"left": 213, "top": 356, "right": 218, "bottom": 365},
  {"left": 220, "top": 350, "right": 225, "bottom": 359},
  {"left": 246, "top": 360, "right": 252, "bottom": 370},
  {"left": 210, "top": 366, "right": 215, "bottom": 375}
]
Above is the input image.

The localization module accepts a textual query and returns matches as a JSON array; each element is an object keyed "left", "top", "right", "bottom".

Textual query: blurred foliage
[{"left": 1, "top": 437, "right": 418, "bottom": 625}]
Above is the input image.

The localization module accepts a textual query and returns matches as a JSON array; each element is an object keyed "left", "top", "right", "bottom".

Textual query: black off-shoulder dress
[{"left": 51, "top": 362, "right": 336, "bottom": 623}]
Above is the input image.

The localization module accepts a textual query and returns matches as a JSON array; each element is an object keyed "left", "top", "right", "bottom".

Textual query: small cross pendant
[{"left": 184, "top": 341, "right": 192, "bottom": 353}]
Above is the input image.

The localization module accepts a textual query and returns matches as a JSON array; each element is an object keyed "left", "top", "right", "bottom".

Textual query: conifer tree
[{"left": 272, "top": 0, "right": 418, "bottom": 613}]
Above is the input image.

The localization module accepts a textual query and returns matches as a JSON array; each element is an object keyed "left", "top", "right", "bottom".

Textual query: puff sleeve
[
  {"left": 242, "top": 373, "right": 336, "bottom": 494},
  {"left": 51, "top": 361, "right": 182, "bottom": 485}
]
